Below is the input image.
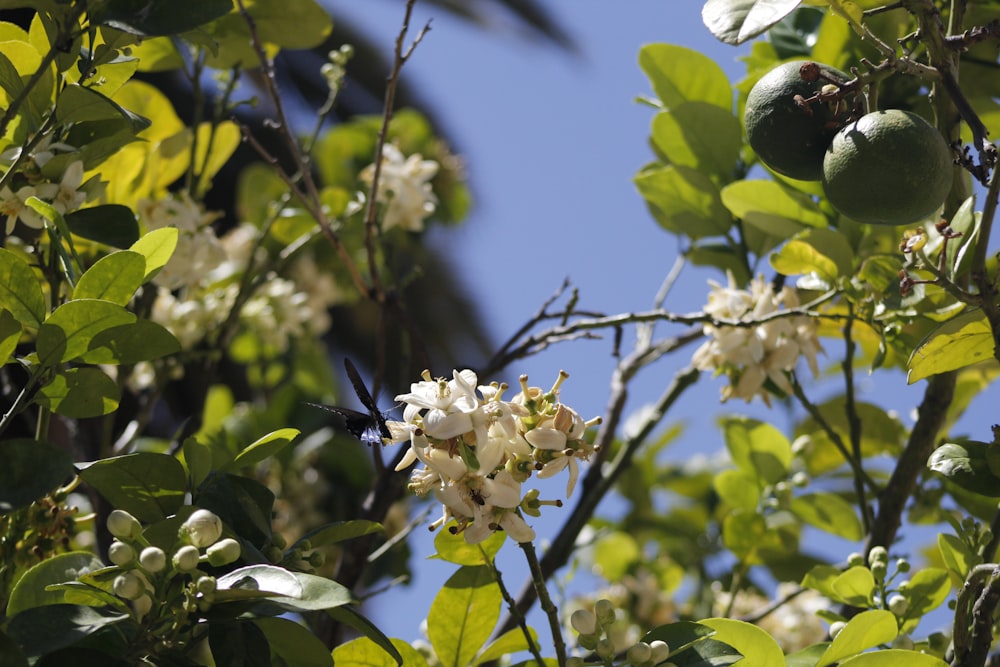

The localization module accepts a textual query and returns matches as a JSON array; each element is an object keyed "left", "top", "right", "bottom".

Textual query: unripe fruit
[
  {"left": 822, "top": 109, "right": 953, "bottom": 225},
  {"left": 744, "top": 60, "right": 852, "bottom": 180}
]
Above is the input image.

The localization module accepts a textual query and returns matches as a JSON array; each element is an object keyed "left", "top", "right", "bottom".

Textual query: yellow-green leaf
[
  {"left": 427, "top": 566, "right": 500, "bottom": 667},
  {"left": 130, "top": 227, "right": 178, "bottom": 281},
  {"left": 698, "top": 618, "right": 784, "bottom": 667},
  {"left": 908, "top": 309, "right": 995, "bottom": 383},
  {"left": 816, "top": 610, "right": 897, "bottom": 666}
]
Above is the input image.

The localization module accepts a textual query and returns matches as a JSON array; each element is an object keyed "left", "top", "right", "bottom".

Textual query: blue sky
[{"left": 328, "top": 0, "right": 996, "bottom": 647}]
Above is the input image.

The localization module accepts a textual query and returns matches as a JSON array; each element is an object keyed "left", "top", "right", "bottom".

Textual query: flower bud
[
  {"left": 108, "top": 540, "right": 135, "bottom": 566},
  {"left": 172, "top": 545, "right": 201, "bottom": 572},
  {"left": 180, "top": 509, "right": 223, "bottom": 547},
  {"left": 868, "top": 546, "right": 888, "bottom": 565},
  {"left": 888, "top": 593, "right": 909, "bottom": 617},
  {"left": 139, "top": 546, "right": 167, "bottom": 573},
  {"left": 596, "top": 638, "right": 615, "bottom": 660},
  {"left": 649, "top": 640, "right": 670, "bottom": 662},
  {"left": 107, "top": 510, "right": 142, "bottom": 541},
  {"left": 627, "top": 642, "right": 652, "bottom": 664},
  {"left": 206, "top": 538, "right": 241, "bottom": 566},
  {"left": 132, "top": 594, "right": 153, "bottom": 619},
  {"left": 113, "top": 572, "right": 145, "bottom": 600},
  {"left": 594, "top": 598, "right": 615, "bottom": 625},
  {"left": 196, "top": 575, "right": 217, "bottom": 595},
  {"left": 565, "top": 658, "right": 585, "bottom": 667},
  {"left": 829, "top": 621, "right": 846, "bottom": 639},
  {"left": 847, "top": 551, "right": 864, "bottom": 567},
  {"left": 570, "top": 609, "right": 597, "bottom": 636}
]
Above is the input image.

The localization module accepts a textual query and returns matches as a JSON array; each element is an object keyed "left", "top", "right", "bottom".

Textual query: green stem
[{"left": 520, "top": 540, "right": 566, "bottom": 667}]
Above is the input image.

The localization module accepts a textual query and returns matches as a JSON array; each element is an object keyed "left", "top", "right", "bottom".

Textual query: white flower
[
  {"left": 181, "top": 509, "right": 223, "bottom": 547},
  {"left": 692, "top": 273, "right": 823, "bottom": 404},
  {"left": 50, "top": 161, "right": 86, "bottom": 214},
  {"left": 360, "top": 143, "right": 439, "bottom": 231},
  {"left": 1, "top": 184, "right": 51, "bottom": 233}
]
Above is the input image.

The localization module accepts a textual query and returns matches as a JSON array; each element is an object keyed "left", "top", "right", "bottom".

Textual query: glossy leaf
[
  {"left": 702, "top": 0, "right": 802, "bottom": 45},
  {"left": 72, "top": 250, "right": 145, "bottom": 304},
  {"left": 721, "top": 416, "right": 792, "bottom": 485},
  {"left": 771, "top": 228, "right": 854, "bottom": 281},
  {"left": 651, "top": 102, "right": 741, "bottom": 181},
  {"left": 327, "top": 605, "right": 403, "bottom": 665},
  {"left": 638, "top": 43, "right": 732, "bottom": 110},
  {"left": 92, "top": 0, "right": 233, "bottom": 35},
  {"left": 224, "top": 428, "right": 301, "bottom": 472},
  {"left": 947, "top": 196, "right": 980, "bottom": 279},
  {"left": 65, "top": 204, "right": 140, "bottom": 249},
  {"left": 635, "top": 164, "right": 732, "bottom": 238},
  {"left": 427, "top": 566, "right": 500, "bottom": 667},
  {"left": 789, "top": 492, "right": 863, "bottom": 540},
  {"left": 0, "top": 247, "right": 46, "bottom": 329},
  {"left": 434, "top": 523, "right": 506, "bottom": 566},
  {"left": 296, "top": 520, "right": 384, "bottom": 548},
  {"left": 332, "top": 637, "right": 424, "bottom": 667},
  {"left": 253, "top": 617, "right": 333, "bottom": 667},
  {"left": 0, "top": 438, "right": 75, "bottom": 512},
  {"left": 665, "top": 638, "right": 743, "bottom": 666},
  {"left": 4, "top": 604, "right": 130, "bottom": 659},
  {"left": 927, "top": 441, "right": 1000, "bottom": 497},
  {"left": 643, "top": 620, "right": 717, "bottom": 654},
  {"left": 77, "top": 452, "right": 187, "bottom": 522},
  {"left": 816, "top": 609, "right": 897, "bottom": 666},
  {"left": 7, "top": 552, "right": 105, "bottom": 617},
  {"left": 35, "top": 366, "right": 120, "bottom": 417},
  {"left": 698, "top": 618, "right": 783, "bottom": 667},
  {"left": 36, "top": 299, "right": 135, "bottom": 367},
  {"left": 54, "top": 84, "right": 147, "bottom": 131},
  {"left": 908, "top": 309, "right": 994, "bottom": 383},
  {"left": 721, "top": 180, "right": 827, "bottom": 235},
  {"left": 76, "top": 319, "right": 180, "bottom": 365},
  {"left": 129, "top": 226, "right": 178, "bottom": 280}
]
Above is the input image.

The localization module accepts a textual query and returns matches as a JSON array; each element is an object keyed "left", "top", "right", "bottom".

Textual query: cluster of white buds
[
  {"left": 691, "top": 272, "right": 822, "bottom": 404},
  {"left": 105, "top": 508, "right": 241, "bottom": 619},
  {"left": 566, "top": 599, "right": 671, "bottom": 667},
  {"left": 387, "top": 369, "right": 599, "bottom": 544}
]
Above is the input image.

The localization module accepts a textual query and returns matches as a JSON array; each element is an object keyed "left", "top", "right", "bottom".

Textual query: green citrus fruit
[
  {"left": 821, "top": 109, "right": 953, "bottom": 225},
  {"left": 744, "top": 60, "right": 851, "bottom": 181}
]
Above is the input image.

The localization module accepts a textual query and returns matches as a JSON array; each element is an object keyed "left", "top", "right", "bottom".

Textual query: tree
[{"left": 1, "top": 0, "right": 1000, "bottom": 666}]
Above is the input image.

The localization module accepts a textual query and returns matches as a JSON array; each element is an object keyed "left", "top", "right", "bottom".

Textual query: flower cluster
[
  {"left": 360, "top": 143, "right": 439, "bottom": 231},
  {"left": 105, "top": 509, "right": 241, "bottom": 622},
  {"left": 388, "top": 369, "right": 599, "bottom": 544},
  {"left": 0, "top": 155, "right": 93, "bottom": 235},
  {"left": 568, "top": 599, "right": 670, "bottom": 667},
  {"left": 691, "top": 273, "right": 822, "bottom": 404}
]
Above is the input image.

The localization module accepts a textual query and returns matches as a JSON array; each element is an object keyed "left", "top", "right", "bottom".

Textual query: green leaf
[
  {"left": 224, "top": 428, "right": 300, "bottom": 472},
  {"left": 685, "top": 243, "right": 752, "bottom": 286},
  {"left": 434, "top": 525, "right": 506, "bottom": 566},
  {"left": 72, "top": 250, "right": 145, "bottom": 304},
  {"left": 713, "top": 469, "right": 760, "bottom": 510},
  {"left": 722, "top": 509, "right": 766, "bottom": 561},
  {"left": 295, "top": 520, "right": 384, "bottom": 548},
  {"left": 816, "top": 609, "right": 897, "bottom": 666},
  {"left": 252, "top": 617, "right": 333, "bottom": 667},
  {"left": 476, "top": 626, "right": 539, "bottom": 665},
  {"left": 651, "top": 103, "right": 741, "bottom": 181},
  {"left": 938, "top": 533, "right": 980, "bottom": 582},
  {"left": 927, "top": 441, "right": 1000, "bottom": 497},
  {"left": 698, "top": 618, "right": 783, "bottom": 667},
  {"left": 0, "top": 628, "right": 28, "bottom": 667},
  {"left": 643, "top": 620, "right": 717, "bottom": 655},
  {"left": 948, "top": 196, "right": 980, "bottom": 280},
  {"left": 0, "top": 438, "right": 75, "bottom": 512},
  {"left": 0, "top": 309, "right": 22, "bottom": 363},
  {"left": 196, "top": 472, "right": 274, "bottom": 545},
  {"left": 836, "top": 649, "right": 948, "bottom": 667},
  {"left": 54, "top": 84, "right": 146, "bottom": 131},
  {"left": 771, "top": 228, "right": 854, "bottom": 281},
  {"left": 720, "top": 416, "right": 792, "bottom": 485},
  {"left": 638, "top": 43, "right": 733, "bottom": 110},
  {"left": 908, "top": 309, "right": 994, "bottom": 383},
  {"left": 702, "top": 0, "right": 802, "bottom": 45},
  {"left": 801, "top": 564, "right": 843, "bottom": 599},
  {"left": 36, "top": 299, "right": 135, "bottom": 366},
  {"left": 208, "top": 621, "right": 270, "bottom": 667},
  {"left": 5, "top": 604, "right": 130, "bottom": 660},
  {"left": 35, "top": 366, "right": 120, "bottom": 417},
  {"left": 0, "top": 247, "right": 46, "bottom": 328},
  {"left": 332, "top": 637, "right": 426, "bottom": 667},
  {"left": 92, "top": 0, "right": 233, "bottom": 35},
  {"left": 327, "top": 605, "right": 403, "bottom": 665},
  {"left": 242, "top": 0, "right": 333, "bottom": 49},
  {"left": 786, "top": 643, "right": 830, "bottom": 667},
  {"left": 129, "top": 226, "right": 178, "bottom": 281},
  {"left": 77, "top": 318, "right": 180, "bottom": 364},
  {"left": 266, "top": 571, "right": 353, "bottom": 612},
  {"left": 667, "top": 638, "right": 743, "bottom": 666},
  {"left": 721, "top": 180, "right": 826, "bottom": 235},
  {"left": 789, "top": 492, "right": 863, "bottom": 540},
  {"left": 216, "top": 564, "right": 302, "bottom": 598},
  {"left": 77, "top": 452, "right": 187, "bottom": 522},
  {"left": 7, "top": 552, "right": 105, "bottom": 617},
  {"left": 634, "top": 164, "right": 733, "bottom": 238},
  {"left": 831, "top": 566, "right": 875, "bottom": 607},
  {"left": 427, "top": 566, "right": 500, "bottom": 667},
  {"left": 904, "top": 567, "right": 950, "bottom": 619},
  {"left": 65, "top": 205, "right": 139, "bottom": 249},
  {"left": 592, "top": 531, "right": 642, "bottom": 581},
  {"left": 796, "top": 398, "right": 905, "bottom": 476}
]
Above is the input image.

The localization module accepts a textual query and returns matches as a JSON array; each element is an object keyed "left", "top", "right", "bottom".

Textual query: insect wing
[
  {"left": 343, "top": 358, "right": 391, "bottom": 440},
  {"left": 305, "top": 403, "right": 375, "bottom": 441}
]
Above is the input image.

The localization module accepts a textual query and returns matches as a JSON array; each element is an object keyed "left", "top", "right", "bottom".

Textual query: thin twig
[{"left": 520, "top": 540, "right": 567, "bottom": 667}]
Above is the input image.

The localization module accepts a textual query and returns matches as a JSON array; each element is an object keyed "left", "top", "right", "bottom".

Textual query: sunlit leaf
[
  {"left": 7, "top": 553, "right": 105, "bottom": 617},
  {"left": 698, "top": 618, "right": 783, "bottom": 667},
  {"left": 721, "top": 180, "right": 827, "bottom": 235},
  {"left": 35, "top": 366, "right": 120, "bottom": 417},
  {"left": 927, "top": 441, "right": 1000, "bottom": 497},
  {"left": 332, "top": 637, "right": 423, "bottom": 667},
  {"left": 0, "top": 309, "right": 21, "bottom": 363},
  {"left": 427, "top": 566, "right": 499, "bottom": 667},
  {"left": 434, "top": 525, "right": 506, "bottom": 566},
  {"left": 713, "top": 469, "right": 760, "bottom": 510},
  {"left": 635, "top": 164, "right": 733, "bottom": 238},
  {"left": 830, "top": 566, "right": 875, "bottom": 607},
  {"left": 702, "top": 0, "right": 802, "bottom": 45},
  {"left": 592, "top": 531, "right": 642, "bottom": 581},
  {"left": 638, "top": 43, "right": 733, "bottom": 110},
  {"left": 908, "top": 309, "right": 995, "bottom": 384},
  {"left": 224, "top": 428, "right": 300, "bottom": 472},
  {"left": 0, "top": 247, "right": 46, "bottom": 329},
  {"left": 816, "top": 609, "right": 897, "bottom": 666},
  {"left": 77, "top": 452, "right": 187, "bottom": 522},
  {"left": 651, "top": 103, "right": 741, "bottom": 182},
  {"left": 72, "top": 250, "right": 145, "bottom": 304},
  {"left": 789, "top": 492, "right": 862, "bottom": 540},
  {"left": 36, "top": 299, "right": 136, "bottom": 367},
  {"left": 720, "top": 416, "right": 792, "bottom": 485},
  {"left": 129, "top": 227, "right": 178, "bottom": 281},
  {"left": 836, "top": 649, "right": 948, "bottom": 667}
]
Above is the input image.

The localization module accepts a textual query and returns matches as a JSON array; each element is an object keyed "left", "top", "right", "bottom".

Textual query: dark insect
[{"left": 307, "top": 358, "right": 391, "bottom": 446}]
